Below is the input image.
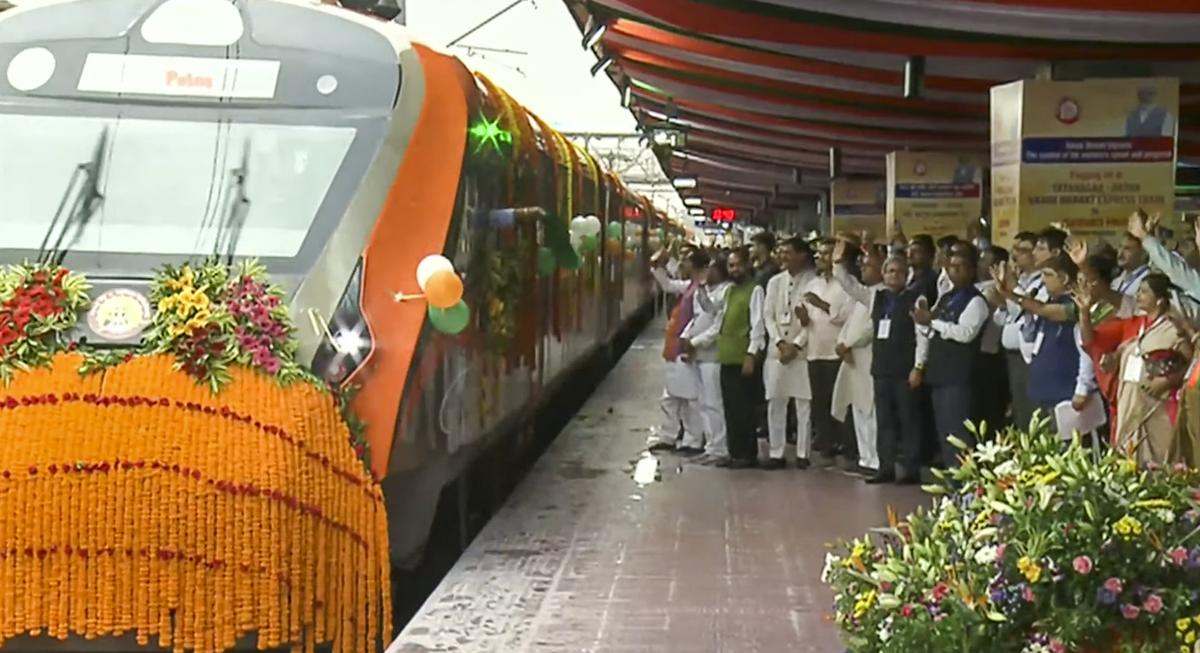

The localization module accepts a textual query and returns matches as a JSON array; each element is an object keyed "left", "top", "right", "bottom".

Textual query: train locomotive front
[{"left": 0, "top": 0, "right": 669, "bottom": 650}]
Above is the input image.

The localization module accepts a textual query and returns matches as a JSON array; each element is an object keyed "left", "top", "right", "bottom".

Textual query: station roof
[{"left": 566, "top": 0, "right": 1200, "bottom": 220}]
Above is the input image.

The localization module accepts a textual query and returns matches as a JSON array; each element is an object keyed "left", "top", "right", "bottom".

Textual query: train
[{"left": 0, "top": 0, "right": 685, "bottom": 649}]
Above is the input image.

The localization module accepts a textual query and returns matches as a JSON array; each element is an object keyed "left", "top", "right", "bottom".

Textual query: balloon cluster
[
  {"left": 415, "top": 255, "right": 470, "bottom": 335},
  {"left": 569, "top": 215, "right": 602, "bottom": 253}
]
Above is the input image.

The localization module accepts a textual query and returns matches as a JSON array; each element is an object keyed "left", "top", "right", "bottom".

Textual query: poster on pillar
[
  {"left": 886, "top": 151, "right": 984, "bottom": 241},
  {"left": 830, "top": 179, "right": 886, "bottom": 242},
  {"left": 990, "top": 77, "right": 1178, "bottom": 247}
]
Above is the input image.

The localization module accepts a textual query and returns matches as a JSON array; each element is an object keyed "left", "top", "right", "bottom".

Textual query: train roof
[{"left": 0, "top": 0, "right": 411, "bottom": 62}]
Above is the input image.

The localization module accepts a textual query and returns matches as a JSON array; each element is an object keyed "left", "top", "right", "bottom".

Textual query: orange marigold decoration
[{"left": 0, "top": 260, "right": 390, "bottom": 653}]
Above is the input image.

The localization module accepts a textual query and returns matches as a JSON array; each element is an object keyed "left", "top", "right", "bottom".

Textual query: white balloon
[
  {"left": 416, "top": 254, "right": 454, "bottom": 291},
  {"left": 570, "top": 216, "right": 588, "bottom": 235},
  {"left": 584, "top": 215, "right": 602, "bottom": 236},
  {"left": 569, "top": 232, "right": 583, "bottom": 250}
]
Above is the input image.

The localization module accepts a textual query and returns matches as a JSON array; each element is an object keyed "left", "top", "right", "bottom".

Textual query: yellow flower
[
  {"left": 853, "top": 589, "right": 877, "bottom": 619},
  {"left": 1114, "top": 515, "right": 1144, "bottom": 539},
  {"left": 1178, "top": 618, "right": 1192, "bottom": 632},
  {"left": 1017, "top": 556, "right": 1042, "bottom": 583},
  {"left": 165, "top": 267, "right": 195, "bottom": 291}
]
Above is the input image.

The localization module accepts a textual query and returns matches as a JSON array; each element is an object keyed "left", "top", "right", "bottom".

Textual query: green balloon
[
  {"left": 579, "top": 235, "right": 599, "bottom": 253},
  {"left": 558, "top": 249, "right": 582, "bottom": 270},
  {"left": 537, "top": 246, "right": 556, "bottom": 275},
  {"left": 428, "top": 301, "right": 471, "bottom": 335},
  {"left": 607, "top": 221, "right": 623, "bottom": 239}
]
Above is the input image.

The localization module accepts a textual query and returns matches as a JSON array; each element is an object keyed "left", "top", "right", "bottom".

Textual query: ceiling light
[
  {"left": 688, "top": 207, "right": 705, "bottom": 217},
  {"left": 672, "top": 176, "right": 697, "bottom": 190},
  {"left": 904, "top": 55, "right": 925, "bottom": 99},
  {"left": 683, "top": 197, "right": 703, "bottom": 207}
]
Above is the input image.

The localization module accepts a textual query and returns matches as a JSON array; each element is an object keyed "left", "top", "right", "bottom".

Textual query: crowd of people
[{"left": 647, "top": 211, "right": 1200, "bottom": 483}]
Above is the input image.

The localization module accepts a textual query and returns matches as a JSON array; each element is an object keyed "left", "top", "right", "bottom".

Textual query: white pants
[
  {"left": 652, "top": 390, "right": 705, "bottom": 450},
  {"left": 697, "top": 363, "right": 727, "bottom": 457},
  {"left": 767, "top": 397, "right": 811, "bottom": 460},
  {"left": 852, "top": 405, "right": 879, "bottom": 471}
]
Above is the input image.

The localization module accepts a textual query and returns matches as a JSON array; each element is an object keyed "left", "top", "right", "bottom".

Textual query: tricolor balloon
[{"left": 415, "top": 254, "right": 470, "bottom": 333}]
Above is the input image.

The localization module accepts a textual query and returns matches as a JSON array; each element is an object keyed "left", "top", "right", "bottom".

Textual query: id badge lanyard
[{"left": 877, "top": 291, "right": 897, "bottom": 339}]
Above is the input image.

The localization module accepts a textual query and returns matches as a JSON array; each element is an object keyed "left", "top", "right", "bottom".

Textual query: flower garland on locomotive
[{"left": 0, "top": 258, "right": 388, "bottom": 653}]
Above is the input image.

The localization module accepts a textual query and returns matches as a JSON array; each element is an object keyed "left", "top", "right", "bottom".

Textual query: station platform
[{"left": 388, "top": 321, "right": 925, "bottom": 653}]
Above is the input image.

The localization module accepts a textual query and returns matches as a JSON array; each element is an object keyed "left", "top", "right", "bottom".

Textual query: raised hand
[
  {"left": 1065, "top": 237, "right": 1088, "bottom": 266},
  {"left": 1128, "top": 210, "right": 1149, "bottom": 240},
  {"left": 1072, "top": 285, "right": 1094, "bottom": 312},
  {"left": 833, "top": 238, "right": 847, "bottom": 264}
]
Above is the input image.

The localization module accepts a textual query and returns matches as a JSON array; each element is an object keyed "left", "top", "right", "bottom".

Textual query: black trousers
[
  {"left": 1006, "top": 350, "right": 1033, "bottom": 431},
  {"left": 753, "top": 353, "right": 768, "bottom": 438},
  {"left": 809, "top": 359, "right": 844, "bottom": 457},
  {"left": 975, "top": 352, "right": 1010, "bottom": 437},
  {"left": 874, "top": 377, "right": 922, "bottom": 475},
  {"left": 931, "top": 384, "right": 976, "bottom": 469},
  {"left": 721, "top": 364, "right": 758, "bottom": 462}
]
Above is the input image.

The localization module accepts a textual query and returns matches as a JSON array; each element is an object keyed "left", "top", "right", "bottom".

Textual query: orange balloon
[
  {"left": 424, "top": 269, "right": 463, "bottom": 309},
  {"left": 606, "top": 238, "right": 622, "bottom": 257}
]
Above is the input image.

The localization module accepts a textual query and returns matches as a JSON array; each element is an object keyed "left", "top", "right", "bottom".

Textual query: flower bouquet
[{"left": 824, "top": 420, "right": 1200, "bottom": 653}]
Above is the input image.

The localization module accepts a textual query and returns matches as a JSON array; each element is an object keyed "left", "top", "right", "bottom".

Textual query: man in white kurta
[
  {"left": 680, "top": 263, "right": 733, "bottom": 463},
  {"left": 648, "top": 249, "right": 708, "bottom": 453},
  {"left": 832, "top": 247, "right": 882, "bottom": 474},
  {"left": 762, "top": 237, "right": 816, "bottom": 469},
  {"left": 801, "top": 239, "right": 855, "bottom": 467}
]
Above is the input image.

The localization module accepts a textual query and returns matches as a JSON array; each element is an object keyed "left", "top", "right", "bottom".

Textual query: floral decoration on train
[
  {"left": 0, "top": 262, "right": 91, "bottom": 382},
  {"left": 823, "top": 420, "right": 1200, "bottom": 653},
  {"left": 0, "top": 259, "right": 374, "bottom": 473}
]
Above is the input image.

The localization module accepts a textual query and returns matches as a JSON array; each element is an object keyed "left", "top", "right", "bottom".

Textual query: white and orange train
[{"left": 0, "top": 0, "right": 680, "bottom": 644}]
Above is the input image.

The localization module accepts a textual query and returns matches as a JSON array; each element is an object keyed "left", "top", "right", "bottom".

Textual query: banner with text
[
  {"left": 831, "top": 179, "right": 886, "bottom": 241},
  {"left": 886, "top": 151, "right": 984, "bottom": 240},
  {"left": 989, "top": 77, "right": 1178, "bottom": 247}
]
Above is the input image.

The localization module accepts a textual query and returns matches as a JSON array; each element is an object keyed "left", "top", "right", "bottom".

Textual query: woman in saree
[{"left": 1077, "top": 273, "right": 1188, "bottom": 466}]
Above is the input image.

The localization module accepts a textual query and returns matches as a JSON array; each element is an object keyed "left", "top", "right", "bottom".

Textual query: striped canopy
[{"left": 566, "top": 0, "right": 1200, "bottom": 222}]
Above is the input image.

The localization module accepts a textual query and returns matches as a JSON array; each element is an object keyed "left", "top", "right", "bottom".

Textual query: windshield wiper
[
  {"left": 39, "top": 127, "right": 109, "bottom": 266},
  {"left": 212, "top": 140, "right": 251, "bottom": 266}
]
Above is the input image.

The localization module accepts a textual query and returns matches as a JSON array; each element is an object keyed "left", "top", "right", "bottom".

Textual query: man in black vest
[
  {"left": 833, "top": 242, "right": 922, "bottom": 485},
  {"left": 912, "top": 244, "right": 990, "bottom": 469}
]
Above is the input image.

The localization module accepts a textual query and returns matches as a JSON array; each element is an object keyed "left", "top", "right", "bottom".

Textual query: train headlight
[
  {"left": 333, "top": 327, "right": 368, "bottom": 356},
  {"left": 311, "top": 259, "right": 373, "bottom": 386}
]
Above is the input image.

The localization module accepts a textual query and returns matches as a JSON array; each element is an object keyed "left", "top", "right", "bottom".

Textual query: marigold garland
[
  {"left": 0, "top": 353, "right": 390, "bottom": 653},
  {"left": 0, "top": 260, "right": 389, "bottom": 652}
]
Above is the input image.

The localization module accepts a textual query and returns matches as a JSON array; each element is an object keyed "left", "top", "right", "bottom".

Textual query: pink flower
[
  {"left": 1104, "top": 577, "right": 1124, "bottom": 594},
  {"left": 1120, "top": 604, "right": 1140, "bottom": 620},
  {"left": 1072, "top": 556, "right": 1093, "bottom": 575},
  {"left": 1144, "top": 594, "right": 1164, "bottom": 614},
  {"left": 1170, "top": 547, "right": 1189, "bottom": 566},
  {"left": 995, "top": 544, "right": 1007, "bottom": 558},
  {"left": 1023, "top": 585, "right": 1036, "bottom": 603},
  {"left": 262, "top": 357, "right": 281, "bottom": 375},
  {"left": 252, "top": 348, "right": 273, "bottom": 367},
  {"left": 1049, "top": 640, "right": 1066, "bottom": 653}
]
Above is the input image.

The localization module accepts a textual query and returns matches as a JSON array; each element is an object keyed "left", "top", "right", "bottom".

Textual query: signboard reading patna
[{"left": 989, "top": 78, "right": 1178, "bottom": 247}]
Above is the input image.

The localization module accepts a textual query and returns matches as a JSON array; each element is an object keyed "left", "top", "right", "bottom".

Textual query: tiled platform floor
[{"left": 388, "top": 321, "right": 925, "bottom": 653}]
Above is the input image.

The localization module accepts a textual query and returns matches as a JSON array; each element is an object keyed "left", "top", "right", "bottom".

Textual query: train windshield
[
  {"left": 2, "top": 114, "right": 354, "bottom": 259},
  {"left": 0, "top": 104, "right": 383, "bottom": 276}
]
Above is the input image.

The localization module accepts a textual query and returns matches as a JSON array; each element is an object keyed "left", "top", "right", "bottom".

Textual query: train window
[{"left": 0, "top": 113, "right": 354, "bottom": 259}]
